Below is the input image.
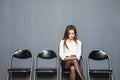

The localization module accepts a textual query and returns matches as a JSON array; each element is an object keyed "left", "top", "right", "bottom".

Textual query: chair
[
  {"left": 59, "top": 56, "right": 84, "bottom": 80},
  {"left": 87, "top": 49, "right": 113, "bottom": 80},
  {"left": 7, "top": 49, "right": 33, "bottom": 80},
  {"left": 34, "top": 49, "right": 58, "bottom": 80}
]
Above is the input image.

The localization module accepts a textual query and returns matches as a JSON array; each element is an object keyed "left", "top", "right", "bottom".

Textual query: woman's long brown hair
[{"left": 63, "top": 25, "right": 78, "bottom": 49}]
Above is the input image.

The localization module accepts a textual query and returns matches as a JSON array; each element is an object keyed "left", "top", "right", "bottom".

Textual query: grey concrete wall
[{"left": 0, "top": 0, "right": 120, "bottom": 80}]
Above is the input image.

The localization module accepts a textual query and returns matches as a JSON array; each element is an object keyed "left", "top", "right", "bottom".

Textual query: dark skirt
[
  {"left": 61, "top": 60, "right": 80, "bottom": 70},
  {"left": 61, "top": 60, "right": 67, "bottom": 70}
]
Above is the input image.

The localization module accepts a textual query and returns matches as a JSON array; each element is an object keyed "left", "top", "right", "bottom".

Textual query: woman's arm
[
  {"left": 59, "top": 40, "right": 65, "bottom": 60},
  {"left": 76, "top": 40, "right": 82, "bottom": 60},
  {"left": 59, "top": 40, "right": 74, "bottom": 60},
  {"left": 64, "top": 56, "right": 72, "bottom": 60}
]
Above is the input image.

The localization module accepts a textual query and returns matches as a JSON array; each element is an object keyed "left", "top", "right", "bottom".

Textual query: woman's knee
[
  {"left": 70, "top": 66, "right": 75, "bottom": 71},
  {"left": 73, "top": 59, "right": 78, "bottom": 62},
  {"left": 71, "top": 59, "right": 78, "bottom": 64}
]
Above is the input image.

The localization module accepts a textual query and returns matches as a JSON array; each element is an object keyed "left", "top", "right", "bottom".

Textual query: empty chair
[
  {"left": 59, "top": 56, "right": 84, "bottom": 80},
  {"left": 87, "top": 49, "right": 113, "bottom": 80},
  {"left": 7, "top": 49, "right": 33, "bottom": 80},
  {"left": 34, "top": 49, "right": 58, "bottom": 80}
]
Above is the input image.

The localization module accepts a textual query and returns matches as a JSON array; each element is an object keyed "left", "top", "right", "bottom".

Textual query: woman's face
[{"left": 68, "top": 30, "right": 75, "bottom": 40}]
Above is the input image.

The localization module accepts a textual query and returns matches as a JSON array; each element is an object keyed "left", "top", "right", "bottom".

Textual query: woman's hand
[
  {"left": 64, "top": 56, "right": 72, "bottom": 60},
  {"left": 64, "top": 55, "right": 77, "bottom": 60},
  {"left": 70, "top": 55, "right": 77, "bottom": 60}
]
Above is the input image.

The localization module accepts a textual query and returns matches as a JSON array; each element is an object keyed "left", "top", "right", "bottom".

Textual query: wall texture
[{"left": 0, "top": 0, "right": 120, "bottom": 80}]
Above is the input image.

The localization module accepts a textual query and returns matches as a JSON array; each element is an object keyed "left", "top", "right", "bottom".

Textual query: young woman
[{"left": 59, "top": 25, "right": 85, "bottom": 80}]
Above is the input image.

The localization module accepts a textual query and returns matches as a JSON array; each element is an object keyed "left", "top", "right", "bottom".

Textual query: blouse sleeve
[
  {"left": 76, "top": 40, "right": 82, "bottom": 60},
  {"left": 59, "top": 40, "right": 65, "bottom": 60}
]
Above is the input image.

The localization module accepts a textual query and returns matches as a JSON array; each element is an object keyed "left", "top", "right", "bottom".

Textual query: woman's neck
[{"left": 67, "top": 39, "right": 74, "bottom": 43}]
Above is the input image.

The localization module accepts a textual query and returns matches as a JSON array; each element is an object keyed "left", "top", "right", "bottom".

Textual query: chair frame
[
  {"left": 87, "top": 49, "right": 113, "bottom": 80},
  {"left": 34, "top": 49, "right": 58, "bottom": 80},
  {"left": 7, "top": 49, "right": 33, "bottom": 80}
]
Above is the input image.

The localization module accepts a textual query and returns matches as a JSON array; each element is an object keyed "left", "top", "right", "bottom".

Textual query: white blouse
[{"left": 59, "top": 39, "right": 82, "bottom": 60}]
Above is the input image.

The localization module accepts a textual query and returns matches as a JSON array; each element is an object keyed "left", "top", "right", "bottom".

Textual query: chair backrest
[
  {"left": 36, "top": 50, "right": 57, "bottom": 69},
  {"left": 10, "top": 49, "right": 32, "bottom": 69},
  {"left": 89, "top": 50, "right": 108, "bottom": 60},
  {"left": 88, "top": 49, "right": 111, "bottom": 70},
  {"left": 38, "top": 50, "right": 57, "bottom": 59},
  {"left": 13, "top": 49, "right": 32, "bottom": 58}
]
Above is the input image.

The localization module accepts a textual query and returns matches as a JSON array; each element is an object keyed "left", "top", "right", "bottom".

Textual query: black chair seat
[
  {"left": 36, "top": 68, "right": 57, "bottom": 73},
  {"left": 89, "top": 69, "right": 112, "bottom": 73},
  {"left": 62, "top": 69, "right": 70, "bottom": 74},
  {"left": 8, "top": 68, "right": 31, "bottom": 72}
]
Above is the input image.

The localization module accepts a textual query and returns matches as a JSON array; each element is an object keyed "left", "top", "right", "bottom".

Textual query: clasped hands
[{"left": 64, "top": 55, "right": 77, "bottom": 60}]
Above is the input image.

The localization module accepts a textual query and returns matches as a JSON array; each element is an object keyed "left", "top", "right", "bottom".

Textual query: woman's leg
[
  {"left": 70, "top": 66, "right": 76, "bottom": 80},
  {"left": 71, "top": 60, "right": 85, "bottom": 80},
  {"left": 65, "top": 60, "right": 72, "bottom": 69}
]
